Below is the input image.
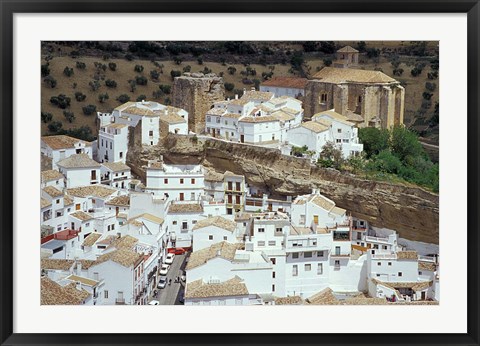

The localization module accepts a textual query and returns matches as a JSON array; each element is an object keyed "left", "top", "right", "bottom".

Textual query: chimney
[
  {"left": 216, "top": 250, "right": 221, "bottom": 257},
  {"left": 235, "top": 94, "right": 238, "bottom": 100},
  {"left": 142, "top": 99, "right": 146, "bottom": 104},
  {"left": 76, "top": 281, "right": 82, "bottom": 291},
  {"left": 243, "top": 88, "right": 246, "bottom": 95},
  {"left": 76, "top": 262, "right": 82, "bottom": 275}
]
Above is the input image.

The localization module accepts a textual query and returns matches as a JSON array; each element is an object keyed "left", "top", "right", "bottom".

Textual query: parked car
[
  {"left": 159, "top": 264, "right": 170, "bottom": 276},
  {"left": 148, "top": 300, "right": 160, "bottom": 305},
  {"left": 164, "top": 253, "right": 175, "bottom": 264},
  {"left": 168, "top": 247, "right": 187, "bottom": 255},
  {"left": 157, "top": 276, "right": 167, "bottom": 289}
]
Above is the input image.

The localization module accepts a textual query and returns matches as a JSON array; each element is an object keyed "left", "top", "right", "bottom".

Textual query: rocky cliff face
[
  {"left": 171, "top": 73, "right": 225, "bottom": 133},
  {"left": 127, "top": 135, "right": 439, "bottom": 244}
]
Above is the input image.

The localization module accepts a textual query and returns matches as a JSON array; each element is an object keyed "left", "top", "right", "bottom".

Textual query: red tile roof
[{"left": 261, "top": 77, "right": 308, "bottom": 89}]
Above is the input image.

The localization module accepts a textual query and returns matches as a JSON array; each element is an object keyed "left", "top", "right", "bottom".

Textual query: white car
[
  {"left": 148, "top": 300, "right": 160, "bottom": 305},
  {"left": 157, "top": 276, "right": 167, "bottom": 289},
  {"left": 164, "top": 253, "right": 175, "bottom": 264},
  {"left": 159, "top": 264, "right": 170, "bottom": 276}
]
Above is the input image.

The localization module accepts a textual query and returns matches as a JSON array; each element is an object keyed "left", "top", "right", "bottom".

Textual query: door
[
  {"left": 313, "top": 215, "right": 319, "bottom": 225},
  {"left": 235, "top": 195, "right": 241, "bottom": 205},
  {"left": 227, "top": 195, "right": 233, "bottom": 204},
  {"left": 179, "top": 193, "right": 184, "bottom": 201},
  {"left": 91, "top": 170, "right": 97, "bottom": 180},
  {"left": 116, "top": 207, "right": 119, "bottom": 216},
  {"left": 335, "top": 246, "right": 341, "bottom": 255},
  {"left": 421, "top": 291, "right": 426, "bottom": 300},
  {"left": 75, "top": 204, "right": 81, "bottom": 211},
  {"left": 240, "top": 135, "right": 244, "bottom": 143}
]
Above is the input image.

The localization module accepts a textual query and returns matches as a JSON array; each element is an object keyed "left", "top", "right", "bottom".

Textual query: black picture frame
[{"left": 1, "top": 1, "right": 479, "bottom": 345}]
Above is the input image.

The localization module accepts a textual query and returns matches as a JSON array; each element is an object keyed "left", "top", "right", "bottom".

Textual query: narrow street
[{"left": 154, "top": 254, "right": 186, "bottom": 305}]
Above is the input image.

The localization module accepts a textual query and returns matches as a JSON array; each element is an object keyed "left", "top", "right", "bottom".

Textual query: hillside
[{"left": 41, "top": 41, "right": 439, "bottom": 143}]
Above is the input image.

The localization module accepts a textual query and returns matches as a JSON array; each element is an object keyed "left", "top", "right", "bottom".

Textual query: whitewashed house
[
  {"left": 144, "top": 159, "right": 205, "bottom": 202},
  {"left": 41, "top": 170, "right": 65, "bottom": 190},
  {"left": 191, "top": 216, "right": 238, "bottom": 251},
  {"left": 165, "top": 202, "right": 204, "bottom": 249},
  {"left": 57, "top": 154, "right": 101, "bottom": 188},
  {"left": 260, "top": 77, "right": 308, "bottom": 98},
  {"left": 97, "top": 123, "right": 129, "bottom": 164},
  {"left": 100, "top": 162, "right": 131, "bottom": 190},
  {"left": 41, "top": 135, "right": 93, "bottom": 169},
  {"left": 41, "top": 186, "right": 72, "bottom": 231},
  {"left": 159, "top": 106, "right": 189, "bottom": 135},
  {"left": 66, "top": 185, "right": 119, "bottom": 212}
]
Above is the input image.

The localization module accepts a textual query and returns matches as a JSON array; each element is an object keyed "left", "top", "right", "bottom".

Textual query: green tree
[
  {"left": 389, "top": 125, "right": 424, "bottom": 164},
  {"left": 318, "top": 142, "right": 344, "bottom": 169},
  {"left": 224, "top": 82, "right": 235, "bottom": 92},
  {"left": 74, "top": 92, "right": 86, "bottom": 102},
  {"left": 108, "top": 62, "right": 117, "bottom": 71},
  {"left": 117, "top": 94, "right": 131, "bottom": 103},
  {"left": 159, "top": 85, "right": 171, "bottom": 94},
  {"left": 170, "top": 70, "right": 181, "bottom": 80},
  {"left": 136, "top": 95, "right": 147, "bottom": 102},
  {"left": 41, "top": 112, "right": 53, "bottom": 123},
  {"left": 358, "top": 127, "right": 389, "bottom": 158},
  {"left": 50, "top": 94, "right": 71, "bottom": 109},
  {"left": 150, "top": 70, "right": 160, "bottom": 80},
  {"left": 89, "top": 80, "right": 101, "bottom": 91},
  {"left": 41, "top": 64, "right": 50, "bottom": 77},
  {"left": 63, "top": 67, "right": 74, "bottom": 77},
  {"left": 43, "top": 75, "right": 57, "bottom": 88},
  {"left": 82, "top": 104, "right": 97, "bottom": 115},
  {"left": 98, "top": 93, "right": 109, "bottom": 103},
  {"left": 63, "top": 110, "right": 75, "bottom": 123},
  {"left": 227, "top": 66, "right": 236, "bottom": 75},
  {"left": 369, "top": 150, "right": 403, "bottom": 174},
  {"left": 134, "top": 64, "right": 144, "bottom": 73},
  {"left": 47, "top": 121, "right": 62, "bottom": 133},
  {"left": 323, "top": 58, "right": 332, "bottom": 67},
  {"left": 183, "top": 65, "right": 191, "bottom": 73},
  {"left": 75, "top": 61, "right": 86, "bottom": 70},
  {"left": 105, "top": 79, "right": 117, "bottom": 88},
  {"left": 128, "top": 79, "right": 136, "bottom": 92}
]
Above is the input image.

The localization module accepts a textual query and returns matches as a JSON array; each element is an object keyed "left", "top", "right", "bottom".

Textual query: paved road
[{"left": 156, "top": 254, "right": 186, "bottom": 305}]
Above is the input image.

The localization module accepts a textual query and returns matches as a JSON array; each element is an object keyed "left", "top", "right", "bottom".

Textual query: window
[
  {"left": 104, "top": 290, "right": 108, "bottom": 299},
  {"left": 292, "top": 265, "right": 298, "bottom": 276},
  {"left": 335, "top": 260, "right": 340, "bottom": 267},
  {"left": 182, "top": 222, "right": 188, "bottom": 230},
  {"left": 164, "top": 178, "right": 168, "bottom": 184},
  {"left": 110, "top": 142, "right": 112, "bottom": 149},
  {"left": 208, "top": 235, "right": 213, "bottom": 240},
  {"left": 191, "top": 178, "right": 195, "bottom": 184},
  {"left": 180, "top": 178, "right": 184, "bottom": 184},
  {"left": 191, "top": 192, "right": 195, "bottom": 200},
  {"left": 336, "top": 139, "right": 342, "bottom": 143},
  {"left": 272, "top": 284, "right": 275, "bottom": 292},
  {"left": 398, "top": 272, "right": 403, "bottom": 277},
  {"left": 305, "top": 264, "right": 311, "bottom": 271},
  {"left": 219, "top": 300, "right": 226, "bottom": 305},
  {"left": 320, "top": 93, "right": 328, "bottom": 103},
  {"left": 120, "top": 152, "right": 123, "bottom": 158},
  {"left": 258, "top": 228, "right": 265, "bottom": 233},
  {"left": 149, "top": 130, "right": 153, "bottom": 136},
  {"left": 377, "top": 262, "right": 381, "bottom": 266},
  {"left": 272, "top": 272, "right": 276, "bottom": 278},
  {"left": 317, "top": 263, "right": 323, "bottom": 275},
  {"left": 304, "top": 252, "right": 312, "bottom": 258},
  {"left": 235, "top": 299, "right": 242, "bottom": 305},
  {"left": 388, "top": 262, "right": 392, "bottom": 266},
  {"left": 358, "top": 95, "right": 362, "bottom": 103},
  {"left": 292, "top": 253, "right": 299, "bottom": 259},
  {"left": 223, "top": 236, "right": 227, "bottom": 241},
  {"left": 257, "top": 241, "right": 265, "bottom": 246},
  {"left": 270, "top": 258, "right": 276, "bottom": 265},
  {"left": 337, "top": 128, "right": 342, "bottom": 133},
  {"left": 173, "top": 221, "right": 177, "bottom": 225},
  {"left": 207, "top": 116, "right": 211, "bottom": 122},
  {"left": 275, "top": 227, "right": 283, "bottom": 233},
  {"left": 56, "top": 199, "right": 60, "bottom": 204},
  {"left": 268, "top": 241, "right": 276, "bottom": 246}
]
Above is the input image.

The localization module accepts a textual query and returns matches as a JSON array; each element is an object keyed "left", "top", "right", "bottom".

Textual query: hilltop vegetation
[{"left": 41, "top": 41, "right": 439, "bottom": 143}]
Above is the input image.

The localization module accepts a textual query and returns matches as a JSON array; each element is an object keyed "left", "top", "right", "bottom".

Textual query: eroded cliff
[{"left": 127, "top": 135, "right": 439, "bottom": 244}]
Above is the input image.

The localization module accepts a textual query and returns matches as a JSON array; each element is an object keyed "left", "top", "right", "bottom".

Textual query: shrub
[
  {"left": 63, "top": 110, "right": 75, "bottom": 123},
  {"left": 75, "top": 61, "right": 86, "bottom": 70},
  {"left": 134, "top": 64, "right": 144, "bottom": 73},
  {"left": 41, "top": 64, "right": 50, "bottom": 77},
  {"left": 152, "top": 90, "right": 164, "bottom": 99},
  {"left": 427, "top": 71, "right": 438, "bottom": 80},
  {"left": 105, "top": 79, "right": 117, "bottom": 88},
  {"left": 164, "top": 97, "right": 171, "bottom": 105},
  {"left": 74, "top": 92, "right": 86, "bottom": 102},
  {"left": 41, "top": 112, "right": 53, "bottom": 123},
  {"left": 98, "top": 93, "right": 109, "bottom": 103},
  {"left": 202, "top": 67, "right": 212, "bottom": 74},
  {"left": 48, "top": 121, "right": 63, "bottom": 133},
  {"left": 159, "top": 84, "right": 171, "bottom": 94},
  {"left": 422, "top": 92, "right": 433, "bottom": 100},
  {"left": 108, "top": 62, "right": 117, "bottom": 71},
  {"left": 63, "top": 67, "right": 74, "bottom": 77},
  {"left": 410, "top": 67, "right": 422, "bottom": 77},
  {"left": 89, "top": 80, "right": 101, "bottom": 91},
  {"left": 125, "top": 54, "right": 134, "bottom": 61},
  {"left": 50, "top": 94, "right": 71, "bottom": 109},
  {"left": 94, "top": 62, "right": 107, "bottom": 71},
  {"left": 150, "top": 70, "right": 160, "bottom": 80},
  {"left": 224, "top": 82, "right": 235, "bottom": 92},
  {"left": 227, "top": 66, "right": 236, "bottom": 75},
  {"left": 117, "top": 94, "right": 131, "bottom": 103},
  {"left": 182, "top": 65, "right": 191, "bottom": 73},
  {"left": 82, "top": 104, "right": 97, "bottom": 115},
  {"left": 136, "top": 95, "right": 147, "bottom": 102},
  {"left": 323, "top": 58, "right": 332, "bottom": 67},
  {"left": 174, "top": 57, "right": 183, "bottom": 65},
  {"left": 135, "top": 75, "right": 148, "bottom": 85},
  {"left": 128, "top": 79, "right": 136, "bottom": 92},
  {"left": 43, "top": 75, "right": 57, "bottom": 88},
  {"left": 393, "top": 68, "right": 404, "bottom": 76},
  {"left": 170, "top": 70, "right": 181, "bottom": 80},
  {"left": 197, "top": 57, "right": 203, "bottom": 65}
]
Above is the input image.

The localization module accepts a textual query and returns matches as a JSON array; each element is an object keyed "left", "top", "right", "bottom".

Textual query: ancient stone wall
[{"left": 171, "top": 73, "right": 225, "bottom": 133}]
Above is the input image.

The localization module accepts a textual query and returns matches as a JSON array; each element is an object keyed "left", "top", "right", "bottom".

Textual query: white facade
[
  {"left": 41, "top": 135, "right": 93, "bottom": 169},
  {"left": 100, "top": 162, "right": 131, "bottom": 190},
  {"left": 97, "top": 123, "right": 129, "bottom": 164}
]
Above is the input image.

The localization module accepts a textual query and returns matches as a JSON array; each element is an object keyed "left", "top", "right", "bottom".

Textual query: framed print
[{"left": 1, "top": 1, "right": 479, "bottom": 345}]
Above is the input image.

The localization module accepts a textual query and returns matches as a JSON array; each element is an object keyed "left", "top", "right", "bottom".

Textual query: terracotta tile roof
[
  {"left": 229, "top": 98, "right": 251, "bottom": 106},
  {"left": 310, "top": 194, "right": 335, "bottom": 211},
  {"left": 235, "top": 213, "right": 252, "bottom": 221},
  {"left": 65, "top": 274, "right": 99, "bottom": 287},
  {"left": 275, "top": 296, "right": 304, "bottom": 305},
  {"left": 418, "top": 261, "right": 437, "bottom": 272},
  {"left": 67, "top": 185, "right": 117, "bottom": 198},
  {"left": 41, "top": 277, "right": 90, "bottom": 305},
  {"left": 160, "top": 113, "right": 186, "bottom": 124},
  {"left": 114, "top": 101, "right": 136, "bottom": 111},
  {"left": 82, "top": 232, "right": 101, "bottom": 247},
  {"left": 41, "top": 170, "right": 64, "bottom": 182},
  {"left": 306, "top": 288, "right": 337, "bottom": 305},
  {"left": 271, "top": 110, "right": 296, "bottom": 122},
  {"left": 239, "top": 115, "right": 279, "bottom": 123},
  {"left": 106, "top": 195, "right": 130, "bottom": 207},
  {"left": 223, "top": 113, "right": 242, "bottom": 119},
  {"left": 64, "top": 195, "right": 74, "bottom": 206},
  {"left": 41, "top": 259, "right": 75, "bottom": 271},
  {"left": 105, "top": 123, "right": 128, "bottom": 129},
  {"left": 108, "top": 235, "right": 139, "bottom": 250},
  {"left": 313, "top": 67, "right": 397, "bottom": 84},
  {"left": 396, "top": 251, "right": 418, "bottom": 260},
  {"left": 130, "top": 213, "right": 164, "bottom": 225},
  {"left": 124, "top": 105, "right": 157, "bottom": 117},
  {"left": 41, "top": 197, "right": 52, "bottom": 209},
  {"left": 185, "top": 276, "right": 249, "bottom": 299},
  {"left": 41, "top": 135, "right": 92, "bottom": 150},
  {"left": 241, "top": 90, "right": 274, "bottom": 102},
  {"left": 337, "top": 45, "right": 359, "bottom": 53},
  {"left": 70, "top": 211, "right": 93, "bottom": 221},
  {"left": 345, "top": 110, "right": 364, "bottom": 122},
  {"left": 168, "top": 203, "right": 204, "bottom": 213},
  {"left": 43, "top": 186, "right": 64, "bottom": 198},
  {"left": 94, "top": 248, "right": 143, "bottom": 268},
  {"left": 192, "top": 216, "right": 237, "bottom": 232},
  {"left": 78, "top": 259, "right": 96, "bottom": 270},
  {"left": 57, "top": 154, "right": 101, "bottom": 169},
  {"left": 373, "top": 278, "right": 432, "bottom": 292},
  {"left": 301, "top": 121, "right": 329, "bottom": 133},
  {"left": 186, "top": 242, "right": 239, "bottom": 270},
  {"left": 315, "top": 110, "right": 355, "bottom": 126},
  {"left": 207, "top": 108, "right": 227, "bottom": 116},
  {"left": 261, "top": 77, "right": 308, "bottom": 89},
  {"left": 282, "top": 107, "right": 302, "bottom": 115},
  {"left": 102, "top": 162, "right": 130, "bottom": 172},
  {"left": 330, "top": 206, "right": 346, "bottom": 216}
]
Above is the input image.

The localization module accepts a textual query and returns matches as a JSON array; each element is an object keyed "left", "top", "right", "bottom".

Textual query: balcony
[
  {"left": 365, "top": 236, "right": 390, "bottom": 244},
  {"left": 115, "top": 298, "right": 125, "bottom": 305}
]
